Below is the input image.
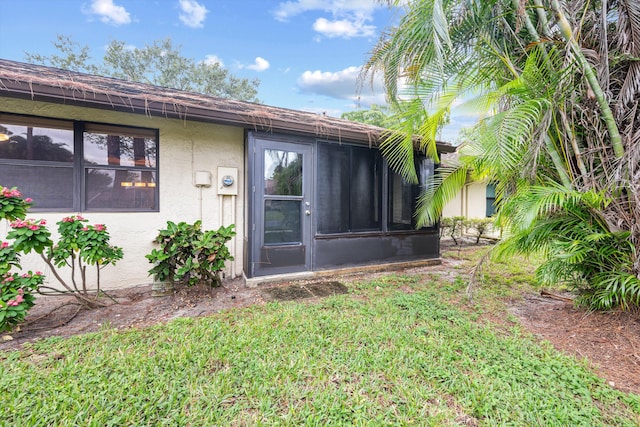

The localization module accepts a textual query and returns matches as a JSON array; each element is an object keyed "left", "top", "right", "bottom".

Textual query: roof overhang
[{"left": 0, "top": 59, "right": 456, "bottom": 153}]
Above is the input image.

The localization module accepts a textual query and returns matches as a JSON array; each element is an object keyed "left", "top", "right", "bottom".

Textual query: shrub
[
  {"left": 146, "top": 221, "right": 236, "bottom": 287},
  {"left": 0, "top": 187, "right": 45, "bottom": 332},
  {"left": 0, "top": 185, "right": 124, "bottom": 331},
  {"left": 464, "top": 218, "right": 495, "bottom": 244},
  {"left": 41, "top": 215, "right": 123, "bottom": 305},
  {"left": 440, "top": 216, "right": 465, "bottom": 245},
  {"left": 495, "top": 187, "right": 640, "bottom": 310}
]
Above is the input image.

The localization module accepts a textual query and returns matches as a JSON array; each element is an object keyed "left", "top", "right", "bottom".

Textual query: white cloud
[
  {"left": 313, "top": 17, "right": 375, "bottom": 38},
  {"left": 297, "top": 66, "right": 387, "bottom": 107},
  {"left": 203, "top": 54, "right": 224, "bottom": 67},
  {"left": 273, "top": 0, "right": 380, "bottom": 39},
  {"left": 84, "top": 0, "right": 131, "bottom": 25},
  {"left": 244, "top": 57, "right": 270, "bottom": 72},
  {"left": 274, "top": 0, "right": 377, "bottom": 21},
  {"left": 178, "top": 0, "right": 208, "bottom": 28}
]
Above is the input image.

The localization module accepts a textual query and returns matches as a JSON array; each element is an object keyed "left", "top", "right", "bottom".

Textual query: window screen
[{"left": 317, "top": 142, "right": 381, "bottom": 234}]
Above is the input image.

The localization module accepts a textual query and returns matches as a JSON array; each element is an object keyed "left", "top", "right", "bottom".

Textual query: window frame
[
  {"left": 315, "top": 140, "right": 436, "bottom": 238},
  {"left": 486, "top": 182, "right": 497, "bottom": 217},
  {"left": 387, "top": 155, "right": 436, "bottom": 232},
  {"left": 315, "top": 140, "right": 383, "bottom": 235},
  {"left": 0, "top": 112, "right": 159, "bottom": 212}
]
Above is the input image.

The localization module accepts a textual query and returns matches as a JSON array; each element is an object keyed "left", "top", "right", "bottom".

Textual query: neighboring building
[
  {"left": 440, "top": 151, "right": 496, "bottom": 219},
  {"left": 442, "top": 180, "right": 497, "bottom": 219},
  {"left": 0, "top": 59, "right": 454, "bottom": 288}
]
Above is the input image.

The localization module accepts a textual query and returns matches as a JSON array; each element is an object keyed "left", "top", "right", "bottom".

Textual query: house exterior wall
[
  {"left": 442, "top": 181, "right": 488, "bottom": 219},
  {"left": 0, "top": 98, "right": 245, "bottom": 289},
  {"left": 442, "top": 187, "right": 465, "bottom": 218}
]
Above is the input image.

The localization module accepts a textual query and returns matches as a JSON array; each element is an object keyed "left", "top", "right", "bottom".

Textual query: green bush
[
  {"left": 495, "top": 187, "right": 640, "bottom": 310},
  {"left": 441, "top": 217, "right": 498, "bottom": 245},
  {"left": 440, "top": 216, "right": 465, "bottom": 244},
  {"left": 0, "top": 186, "right": 124, "bottom": 330},
  {"left": 146, "top": 221, "right": 236, "bottom": 287},
  {"left": 464, "top": 218, "right": 496, "bottom": 244}
]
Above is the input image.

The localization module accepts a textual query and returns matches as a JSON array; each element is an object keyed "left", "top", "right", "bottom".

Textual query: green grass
[{"left": 1, "top": 249, "right": 639, "bottom": 426}]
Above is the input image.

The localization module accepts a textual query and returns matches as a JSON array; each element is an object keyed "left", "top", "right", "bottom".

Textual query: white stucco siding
[
  {"left": 465, "top": 181, "right": 488, "bottom": 218},
  {"left": 442, "top": 181, "right": 488, "bottom": 219},
  {"left": 442, "top": 188, "right": 464, "bottom": 218},
  {"left": 1, "top": 98, "right": 246, "bottom": 289}
]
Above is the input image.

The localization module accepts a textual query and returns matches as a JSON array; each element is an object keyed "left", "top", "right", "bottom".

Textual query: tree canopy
[
  {"left": 26, "top": 35, "right": 261, "bottom": 102},
  {"left": 364, "top": 0, "right": 640, "bottom": 310},
  {"left": 340, "top": 104, "right": 397, "bottom": 128}
]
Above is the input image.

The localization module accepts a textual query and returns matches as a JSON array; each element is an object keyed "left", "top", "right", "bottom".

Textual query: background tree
[
  {"left": 341, "top": 104, "right": 397, "bottom": 128},
  {"left": 363, "top": 0, "right": 640, "bottom": 310},
  {"left": 26, "top": 35, "right": 260, "bottom": 102}
]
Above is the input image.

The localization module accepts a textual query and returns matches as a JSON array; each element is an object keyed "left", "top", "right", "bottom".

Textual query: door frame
[{"left": 248, "top": 133, "right": 314, "bottom": 277}]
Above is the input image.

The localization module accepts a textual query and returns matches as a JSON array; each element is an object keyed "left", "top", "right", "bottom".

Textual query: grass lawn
[{"left": 2, "top": 248, "right": 639, "bottom": 426}]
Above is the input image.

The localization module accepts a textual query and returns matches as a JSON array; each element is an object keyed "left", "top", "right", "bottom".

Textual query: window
[
  {"left": 83, "top": 124, "right": 157, "bottom": 210},
  {"left": 388, "top": 157, "right": 435, "bottom": 230},
  {"left": 0, "top": 113, "right": 158, "bottom": 211},
  {"left": 486, "top": 183, "right": 497, "bottom": 217},
  {"left": 263, "top": 149, "right": 303, "bottom": 244},
  {"left": 317, "top": 142, "right": 382, "bottom": 234}
]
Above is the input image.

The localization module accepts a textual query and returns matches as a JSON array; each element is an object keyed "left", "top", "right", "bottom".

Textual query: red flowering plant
[
  {"left": 44, "top": 216, "right": 123, "bottom": 303},
  {"left": 0, "top": 186, "right": 32, "bottom": 222},
  {"left": 0, "top": 187, "right": 47, "bottom": 332},
  {"left": 0, "top": 186, "right": 125, "bottom": 331},
  {"left": 0, "top": 266, "right": 44, "bottom": 333}
]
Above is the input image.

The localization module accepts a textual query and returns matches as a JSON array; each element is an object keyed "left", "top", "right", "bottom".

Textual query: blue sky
[{"left": 0, "top": 0, "right": 470, "bottom": 142}]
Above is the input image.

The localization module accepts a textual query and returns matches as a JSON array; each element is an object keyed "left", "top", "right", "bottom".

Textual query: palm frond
[{"left": 415, "top": 163, "right": 469, "bottom": 227}]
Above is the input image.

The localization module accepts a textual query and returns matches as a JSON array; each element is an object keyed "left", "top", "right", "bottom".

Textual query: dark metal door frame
[{"left": 249, "top": 135, "right": 313, "bottom": 277}]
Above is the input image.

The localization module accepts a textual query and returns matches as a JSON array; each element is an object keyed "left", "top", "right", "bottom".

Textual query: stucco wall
[
  {"left": 442, "top": 181, "right": 488, "bottom": 219},
  {"left": 0, "top": 98, "right": 245, "bottom": 289},
  {"left": 442, "top": 187, "right": 465, "bottom": 218}
]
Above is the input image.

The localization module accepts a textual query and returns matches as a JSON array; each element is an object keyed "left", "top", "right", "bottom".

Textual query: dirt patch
[
  {"left": 0, "top": 277, "right": 263, "bottom": 349},
  {"left": 2, "top": 246, "right": 639, "bottom": 396},
  {"left": 261, "top": 281, "right": 348, "bottom": 301}
]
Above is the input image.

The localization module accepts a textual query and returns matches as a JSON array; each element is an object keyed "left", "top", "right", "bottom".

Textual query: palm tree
[{"left": 363, "top": 0, "right": 640, "bottom": 309}]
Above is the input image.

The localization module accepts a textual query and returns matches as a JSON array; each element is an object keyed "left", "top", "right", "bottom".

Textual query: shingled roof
[{"left": 0, "top": 58, "right": 454, "bottom": 152}]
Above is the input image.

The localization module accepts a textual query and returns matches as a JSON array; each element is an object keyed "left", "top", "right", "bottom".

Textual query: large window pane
[
  {"left": 0, "top": 120, "right": 74, "bottom": 162},
  {"left": 389, "top": 157, "right": 435, "bottom": 230},
  {"left": 85, "top": 169, "right": 157, "bottom": 210},
  {"left": 0, "top": 164, "right": 73, "bottom": 210},
  {"left": 388, "top": 172, "right": 415, "bottom": 230},
  {"left": 264, "top": 149, "right": 302, "bottom": 196},
  {"left": 317, "top": 143, "right": 381, "bottom": 234},
  {"left": 419, "top": 158, "right": 435, "bottom": 191},
  {"left": 84, "top": 126, "right": 156, "bottom": 168},
  {"left": 317, "top": 144, "right": 349, "bottom": 233},
  {"left": 351, "top": 147, "right": 381, "bottom": 231},
  {"left": 264, "top": 200, "right": 301, "bottom": 244}
]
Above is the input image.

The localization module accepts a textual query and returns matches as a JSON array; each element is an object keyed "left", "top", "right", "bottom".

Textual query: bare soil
[{"left": 2, "top": 245, "right": 639, "bottom": 396}]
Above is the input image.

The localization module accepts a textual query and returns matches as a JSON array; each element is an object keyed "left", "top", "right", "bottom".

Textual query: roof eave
[{"left": 0, "top": 76, "right": 456, "bottom": 153}]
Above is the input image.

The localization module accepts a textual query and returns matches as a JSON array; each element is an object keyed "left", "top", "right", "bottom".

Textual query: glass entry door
[{"left": 251, "top": 138, "right": 312, "bottom": 276}]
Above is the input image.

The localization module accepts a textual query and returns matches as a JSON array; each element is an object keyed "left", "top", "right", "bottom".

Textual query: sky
[{"left": 0, "top": 0, "right": 470, "bottom": 143}]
